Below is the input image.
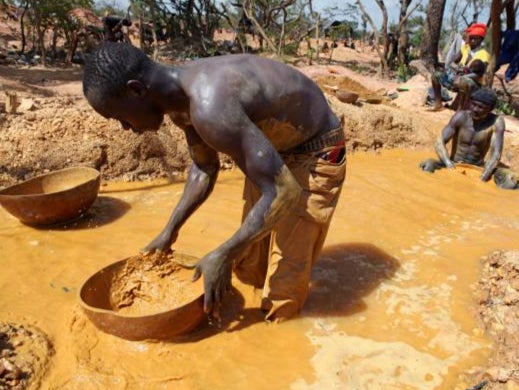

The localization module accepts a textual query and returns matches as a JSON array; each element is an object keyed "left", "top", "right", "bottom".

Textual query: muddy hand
[
  {"left": 140, "top": 231, "right": 178, "bottom": 254},
  {"left": 192, "top": 250, "right": 233, "bottom": 319}
]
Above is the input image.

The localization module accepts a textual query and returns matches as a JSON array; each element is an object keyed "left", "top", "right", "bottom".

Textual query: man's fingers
[
  {"left": 192, "top": 267, "right": 201, "bottom": 282},
  {"left": 203, "top": 292, "right": 213, "bottom": 314}
]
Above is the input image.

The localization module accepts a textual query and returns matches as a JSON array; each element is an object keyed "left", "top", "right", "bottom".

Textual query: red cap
[{"left": 467, "top": 23, "right": 487, "bottom": 38}]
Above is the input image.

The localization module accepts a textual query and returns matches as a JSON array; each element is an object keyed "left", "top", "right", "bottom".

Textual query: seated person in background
[
  {"left": 420, "top": 88, "right": 518, "bottom": 189},
  {"left": 430, "top": 23, "right": 490, "bottom": 111}
]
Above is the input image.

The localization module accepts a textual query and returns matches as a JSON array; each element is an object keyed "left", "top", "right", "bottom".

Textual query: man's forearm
[
  {"left": 164, "top": 162, "right": 218, "bottom": 239},
  {"left": 219, "top": 165, "right": 301, "bottom": 260},
  {"left": 482, "top": 153, "right": 500, "bottom": 180},
  {"left": 434, "top": 138, "right": 454, "bottom": 167}
]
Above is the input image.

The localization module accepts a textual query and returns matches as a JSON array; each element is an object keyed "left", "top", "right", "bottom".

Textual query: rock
[
  {"left": 17, "top": 98, "right": 36, "bottom": 112},
  {"left": 485, "top": 366, "right": 513, "bottom": 382}
]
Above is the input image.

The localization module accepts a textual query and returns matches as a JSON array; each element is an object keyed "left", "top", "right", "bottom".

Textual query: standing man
[
  {"left": 420, "top": 87, "right": 518, "bottom": 189},
  {"left": 82, "top": 43, "right": 347, "bottom": 322}
]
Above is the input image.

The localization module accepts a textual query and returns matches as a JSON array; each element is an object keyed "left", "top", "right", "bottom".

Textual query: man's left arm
[{"left": 481, "top": 116, "right": 505, "bottom": 181}]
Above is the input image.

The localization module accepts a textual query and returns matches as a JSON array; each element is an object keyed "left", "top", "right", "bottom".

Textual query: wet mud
[{"left": 1, "top": 150, "right": 519, "bottom": 389}]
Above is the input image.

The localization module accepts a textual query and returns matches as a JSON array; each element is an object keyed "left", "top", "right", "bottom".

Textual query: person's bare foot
[{"left": 428, "top": 104, "right": 444, "bottom": 112}]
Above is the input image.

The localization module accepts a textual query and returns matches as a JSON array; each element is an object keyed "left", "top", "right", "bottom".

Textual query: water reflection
[{"left": 34, "top": 196, "right": 131, "bottom": 231}]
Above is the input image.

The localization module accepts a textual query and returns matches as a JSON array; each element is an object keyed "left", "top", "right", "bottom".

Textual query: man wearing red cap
[{"left": 430, "top": 22, "right": 490, "bottom": 111}]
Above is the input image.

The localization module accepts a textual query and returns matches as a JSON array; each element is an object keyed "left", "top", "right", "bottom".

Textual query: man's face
[
  {"left": 94, "top": 93, "right": 164, "bottom": 133},
  {"left": 470, "top": 100, "right": 493, "bottom": 121},
  {"left": 468, "top": 35, "right": 484, "bottom": 50}
]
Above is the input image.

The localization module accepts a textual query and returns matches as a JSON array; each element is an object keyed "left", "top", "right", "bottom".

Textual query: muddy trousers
[
  {"left": 420, "top": 158, "right": 519, "bottom": 189},
  {"left": 233, "top": 150, "right": 346, "bottom": 322}
]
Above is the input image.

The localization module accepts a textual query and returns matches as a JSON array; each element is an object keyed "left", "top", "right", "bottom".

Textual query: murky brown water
[{"left": 1, "top": 150, "right": 518, "bottom": 390}]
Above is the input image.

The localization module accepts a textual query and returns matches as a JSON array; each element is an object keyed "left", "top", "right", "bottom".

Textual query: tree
[
  {"left": 419, "top": 0, "right": 446, "bottom": 69},
  {"left": 227, "top": 0, "right": 315, "bottom": 57},
  {"left": 356, "top": 0, "right": 389, "bottom": 76},
  {"left": 396, "top": 0, "right": 423, "bottom": 65},
  {"left": 14, "top": 0, "right": 93, "bottom": 66}
]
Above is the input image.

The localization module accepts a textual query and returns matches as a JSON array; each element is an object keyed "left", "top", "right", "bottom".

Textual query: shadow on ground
[{"left": 304, "top": 242, "right": 400, "bottom": 317}]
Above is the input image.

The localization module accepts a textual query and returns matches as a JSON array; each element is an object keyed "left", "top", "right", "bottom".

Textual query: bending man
[{"left": 82, "top": 43, "right": 347, "bottom": 322}]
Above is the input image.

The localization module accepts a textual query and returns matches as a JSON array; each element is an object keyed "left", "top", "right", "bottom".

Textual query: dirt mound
[
  {"left": 314, "top": 74, "right": 378, "bottom": 97},
  {"left": 326, "top": 93, "right": 435, "bottom": 152},
  {"left": 0, "top": 95, "right": 192, "bottom": 187},
  {"left": 0, "top": 83, "right": 434, "bottom": 188},
  {"left": 462, "top": 250, "right": 519, "bottom": 389},
  {"left": 0, "top": 322, "right": 54, "bottom": 390}
]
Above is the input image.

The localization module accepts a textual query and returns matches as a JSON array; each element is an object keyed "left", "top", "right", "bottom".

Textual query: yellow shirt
[{"left": 460, "top": 44, "right": 491, "bottom": 67}]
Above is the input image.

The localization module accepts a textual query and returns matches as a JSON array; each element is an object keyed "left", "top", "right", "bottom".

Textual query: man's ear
[{"left": 126, "top": 80, "right": 147, "bottom": 97}]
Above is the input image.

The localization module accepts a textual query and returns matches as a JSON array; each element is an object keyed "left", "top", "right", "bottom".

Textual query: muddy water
[{"left": 1, "top": 149, "right": 518, "bottom": 390}]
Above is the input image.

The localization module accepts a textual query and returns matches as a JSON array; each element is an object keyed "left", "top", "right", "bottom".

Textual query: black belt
[{"left": 290, "top": 127, "right": 345, "bottom": 154}]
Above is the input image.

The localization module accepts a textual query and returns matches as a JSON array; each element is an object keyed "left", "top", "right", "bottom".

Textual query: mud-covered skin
[
  {"left": 434, "top": 99, "right": 505, "bottom": 182},
  {"left": 83, "top": 44, "right": 338, "bottom": 316}
]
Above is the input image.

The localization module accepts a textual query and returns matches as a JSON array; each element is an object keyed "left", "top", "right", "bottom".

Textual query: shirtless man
[
  {"left": 82, "top": 42, "right": 347, "bottom": 322},
  {"left": 420, "top": 87, "right": 518, "bottom": 189}
]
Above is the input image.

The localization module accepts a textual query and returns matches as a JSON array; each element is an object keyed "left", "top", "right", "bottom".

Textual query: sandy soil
[{"left": 0, "top": 31, "right": 518, "bottom": 388}]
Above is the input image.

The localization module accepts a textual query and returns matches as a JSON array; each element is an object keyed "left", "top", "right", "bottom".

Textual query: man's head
[
  {"left": 468, "top": 59, "right": 487, "bottom": 77},
  {"left": 470, "top": 87, "right": 497, "bottom": 121},
  {"left": 466, "top": 23, "right": 487, "bottom": 50},
  {"left": 83, "top": 42, "right": 164, "bottom": 132}
]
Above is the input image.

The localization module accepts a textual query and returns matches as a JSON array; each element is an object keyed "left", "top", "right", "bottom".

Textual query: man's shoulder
[{"left": 475, "top": 47, "right": 491, "bottom": 62}]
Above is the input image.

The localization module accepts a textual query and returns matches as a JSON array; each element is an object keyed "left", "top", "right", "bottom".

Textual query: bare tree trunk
[
  {"left": 488, "top": 0, "right": 502, "bottom": 87},
  {"left": 147, "top": 0, "right": 159, "bottom": 60},
  {"left": 505, "top": 0, "right": 515, "bottom": 30},
  {"left": 19, "top": 2, "right": 28, "bottom": 54},
  {"left": 65, "top": 33, "right": 78, "bottom": 65},
  {"left": 420, "top": 0, "right": 446, "bottom": 70},
  {"left": 397, "top": 0, "right": 422, "bottom": 66},
  {"left": 314, "top": 14, "right": 319, "bottom": 64},
  {"left": 357, "top": 0, "right": 389, "bottom": 76},
  {"left": 242, "top": 0, "right": 277, "bottom": 54},
  {"left": 375, "top": 0, "right": 389, "bottom": 74}
]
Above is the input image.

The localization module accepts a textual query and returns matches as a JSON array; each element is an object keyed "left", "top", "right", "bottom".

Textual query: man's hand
[
  {"left": 480, "top": 171, "right": 492, "bottom": 182},
  {"left": 141, "top": 231, "right": 178, "bottom": 254},
  {"left": 192, "top": 250, "right": 232, "bottom": 318},
  {"left": 192, "top": 249, "right": 233, "bottom": 318}
]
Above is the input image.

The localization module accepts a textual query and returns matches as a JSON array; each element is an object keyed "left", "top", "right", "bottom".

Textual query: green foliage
[
  {"left": 328, "top": 21, "right": 356, "bottom": 42},
  {"left": 284, "top": 42, "right": 299, "bottom": 55},
  {"left": 496, "top": 99, "right": 516, "bottom": 116},
  {"left": 396, "top": 64, "right": 416, "bottom": 82},
  {"left": 348, "top": 63, "right": 371, "bottom": 74}
]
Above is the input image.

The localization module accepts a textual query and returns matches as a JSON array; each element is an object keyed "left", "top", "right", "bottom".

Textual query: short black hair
[
  {"left": 471, "top": 87, "right": 497, "bottom": 108},
  {"left": 83, "top": 42, "right": 152, "bottom": 110},
  {"left": 468, "top": 59, "right": 486, "bottom": 76}
]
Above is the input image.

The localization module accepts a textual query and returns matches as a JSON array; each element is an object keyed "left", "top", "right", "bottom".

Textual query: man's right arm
[
  {"left": 141, "top": 125, "right": 220, "bottom": 253},
  {"left": 434, "top": 112, "right": 463, "bottom": 168}
]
